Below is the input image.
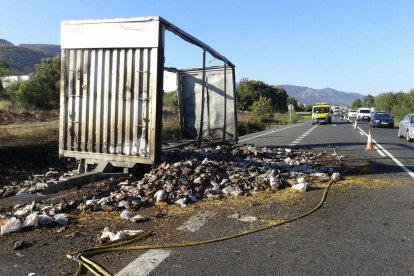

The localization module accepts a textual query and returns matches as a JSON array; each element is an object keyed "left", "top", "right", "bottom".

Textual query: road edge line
[{"left": 358, "top": 127, "right": 414, "bottom": 179}]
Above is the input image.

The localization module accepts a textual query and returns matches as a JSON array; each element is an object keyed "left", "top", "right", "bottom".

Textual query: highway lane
[
  {"left": 113, "top": 119, "right": 414, "bottom": 276},
  {"left": 238, "top": 121, "right": 314, "bottom": 147},
  {"left": 350, "top": 118, "right": 414, "bottom": 179}
]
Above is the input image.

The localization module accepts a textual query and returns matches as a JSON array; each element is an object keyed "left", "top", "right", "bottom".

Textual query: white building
[{"left": 1, "top": 75, "right": 30, "bottom": 87}]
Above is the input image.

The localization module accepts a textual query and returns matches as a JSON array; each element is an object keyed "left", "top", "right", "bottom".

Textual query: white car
[
  {"left": 347, "top": 109, "right": 358, "bottom": 118},
  {"left": 357, "top": 107, "right": 372, "bottom": 121},
  {"left": 332, "top": 106, "right": 340, "bottom": 116}
]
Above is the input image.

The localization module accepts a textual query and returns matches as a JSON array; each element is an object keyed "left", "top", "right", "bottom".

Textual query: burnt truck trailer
[{"left": 59, "top": 16, "right": 237, "bottom": 175}]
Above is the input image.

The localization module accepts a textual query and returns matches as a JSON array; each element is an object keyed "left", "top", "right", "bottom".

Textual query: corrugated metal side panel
[
  {"left": 180, "top": 66, "right": 236, "bottom": 141},
  {"left": 59, "top": 48, "right": 154, "bottom": 165}
]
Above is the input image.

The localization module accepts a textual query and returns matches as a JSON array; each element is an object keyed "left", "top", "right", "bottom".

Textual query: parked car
[
  {"left": 370, "top": 112, "right": 394, "bottom": 128},
  {"left": 347, "top": 109, "right": 358, "bottom": 118},
  {"left": 357, "top": 107, "right": 372, "bottom": 121},
  {"left": 398, "top": 114, "right": 414, "bottom": 141}
]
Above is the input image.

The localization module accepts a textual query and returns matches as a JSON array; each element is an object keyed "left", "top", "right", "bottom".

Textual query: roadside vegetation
[
  {"left": 373, "top": 90, "right": 414, "bottom": 121},
  {"left": 0, "top": 55, "right": 60, "bottom": 112},
  {"left": 349, "top": 91, "right": 414, "bottom": 123}
]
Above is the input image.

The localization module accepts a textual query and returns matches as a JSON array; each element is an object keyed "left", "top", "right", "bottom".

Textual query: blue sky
[{"left": 1, "top": 0, "right": 413, "bottom": 95}]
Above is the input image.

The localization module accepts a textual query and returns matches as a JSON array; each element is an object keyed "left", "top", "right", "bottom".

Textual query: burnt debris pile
[{"left": 1, "top": 145, "right": 341, "bottom": 235}]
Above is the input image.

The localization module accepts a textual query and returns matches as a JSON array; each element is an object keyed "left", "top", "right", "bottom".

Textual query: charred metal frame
[{"left": 60, "top": 16, "right": 237, "bottom": 169}]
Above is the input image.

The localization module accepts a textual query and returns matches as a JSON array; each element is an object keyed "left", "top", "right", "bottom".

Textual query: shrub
[
  {"left": 163, "top": 91, "right": 178, "bottom": 111},
  {"left": 251, "top": 96, "right": 273, "bottom": 122}
]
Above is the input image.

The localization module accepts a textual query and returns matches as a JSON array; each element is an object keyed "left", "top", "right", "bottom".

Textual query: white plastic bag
[
  {"left": 292, "top": 182, "right": 308, "bottom": 191},
  {"left": 38, "top": 214, "right": 53, "bottom": 226},
  {"left": 100, "top": 227, "right": 115, "bottom": 242},
  {"left": 1, "top": 217, "right": 22, "bottom": 235},
  {"left": 120, "top": 210, "right": 133, "bottom": 220},
  {"left": 154, "top": 190, "right": 165, "bottom": 202},
  {"left": 54, "top": 213, "right": 69, "bottom": 226},
  {"left": 22, "top": 213, "right": 40, "bottom": 228}
]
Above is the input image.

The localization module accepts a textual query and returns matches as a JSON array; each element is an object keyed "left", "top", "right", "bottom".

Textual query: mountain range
[
  {"left": 279, "top": 85, "right": 365, "bottom": 107},
  {"left": 0, "top": 39, "right": 60, "bottom": 75}
]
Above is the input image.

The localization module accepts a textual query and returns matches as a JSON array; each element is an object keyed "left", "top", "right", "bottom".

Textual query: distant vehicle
[
  {"left": 357, "top": 107, "right": 372, "bottom": 121},
  {"left": 332, "top": 106, "right": 340, "bottom": 116},
  {"left": 370, "top": 112, "right": 394, "bottom": 128},
  {"left": 312, "top": 102, "right": 332, "bottom": 124},
  {"left": 398, "top": 113, "right": 414, "bottom": 141},
  {"left": 347, "top": 109, "right": 358, "bottom": 118}
]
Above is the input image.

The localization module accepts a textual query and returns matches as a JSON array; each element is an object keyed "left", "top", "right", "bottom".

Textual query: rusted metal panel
[
  {"left": 109, "top": 50, "right": 118, "bottom": 154},
  {"left": 59, "top": 49, "right": 67, "bottom": 155},
  {"left": 81, "top": 51, "right": 89, "bottom": 152},
  {"left": 102, "top": 50, "right": 111, "bottom": 154}
]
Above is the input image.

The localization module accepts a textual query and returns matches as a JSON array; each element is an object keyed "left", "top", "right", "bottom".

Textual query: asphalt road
[
  {"left": 2, "top": 117, "right": 413, "bottom": 275},
  {"left": 145, "top": 117, "right": 414, "bottom": 276}
]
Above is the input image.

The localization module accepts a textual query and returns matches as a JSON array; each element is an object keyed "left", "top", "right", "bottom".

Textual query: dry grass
[
  {"left": 162, "top": 117, "right": 181, "bottom": 141},
  {"left": 337, "top": 175, "right": 399, "bottom": 190},
  {"left": 0, "top": 100, "right": 13, "bottom": 113},
  {"left": 237, "top": 111, "right": 265, "bottom": 136},
  {"left": 0, "top": 120, "right": 59, "bottom": 147}
]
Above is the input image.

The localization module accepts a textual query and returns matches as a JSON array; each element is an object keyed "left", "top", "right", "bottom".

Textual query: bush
[
  {"left": 163, "top": 91, "right": 178, "bottom": 111},
  {"left": 3, "top": 56, "right": 60, "bottom": 110},
  {"left": 251, "top": 96, "right": 273, "bottom": 122}
]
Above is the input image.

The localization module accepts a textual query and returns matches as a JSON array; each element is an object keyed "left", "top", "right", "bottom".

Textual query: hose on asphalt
[{"left": 67, "top": 147, "right": 343, "bottom": 276}]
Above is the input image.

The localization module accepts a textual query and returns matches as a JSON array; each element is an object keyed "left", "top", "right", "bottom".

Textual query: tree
[
  {"left": 352, "top": 98, "right": 362, "bottom": 109},
  {"left": 374, "top": 92, "right": 396, "bottom": 112},
  {"left": 15, "top": 56, "right": 60, "bottom": 109},
  {"left": 251, "top": 96, "right": 273, "bottom": 122},
  {"left": 237, "top": 79, "right": 268, "bottom": 111},
  {"left": 363, "top": 94, "right": 375, "bottom": 107},
  {"left": 391, "top": 90, "right": 414, "bottom": 121},
  {"left": 0, "top": 58, "right": 10, "bottom": 98},
  {"left": 236, "top": 79, "right": 289, "bottom": 112}
]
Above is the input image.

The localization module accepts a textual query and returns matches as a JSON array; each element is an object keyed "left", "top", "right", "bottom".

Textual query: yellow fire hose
[
  {"left": 67, "top": 147, "right": 342, "bottom": 276},
  {"left": 67, "top": 178, "right": 335, "bottom": 276}
]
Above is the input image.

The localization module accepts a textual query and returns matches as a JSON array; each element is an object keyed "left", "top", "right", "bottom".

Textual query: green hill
[
  {"left": 0, "top": 39, "right": 60, "bottom": 75},
  {"left": 19, "top": 44, "right": 60, "bottom": 57}
]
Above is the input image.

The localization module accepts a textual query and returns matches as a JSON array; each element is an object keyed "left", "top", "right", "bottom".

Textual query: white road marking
[
  {"left": 374, "top": 146, "right": 386, "bottom": 157},
  {"left": 359, "top": 131, "right": 364, "bottom": 136},
  {"left": 288, "top": 124, "right": 317, "bottom": 146},
  {"left": 358, "top": 127, "right": 414, "bottom": 179},
  {"left": 238, "top": 122, "right": 308, "bottom": 142},
  {"left": 116, "top": 211, "right": 215, "bottom": 275},
  {"left": 115, "top": 250, "right": 171, "bottom": 276},
  {"left": 177, "top": 211, "right": 216, "bottom": 233},
  {"left": 377, "top": 150, "right": 386, "bottom": 157}
]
